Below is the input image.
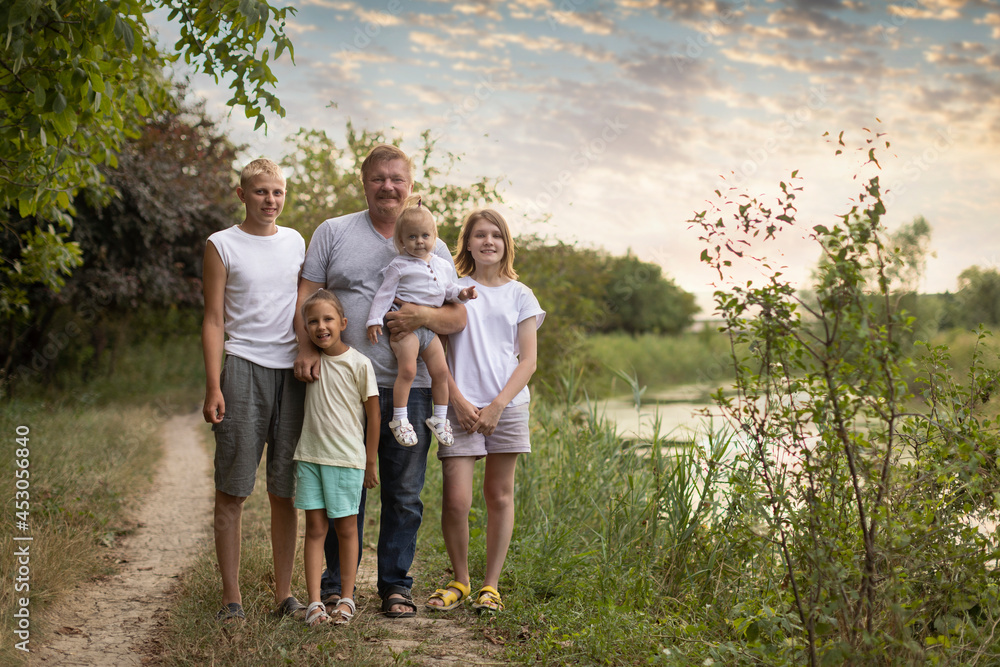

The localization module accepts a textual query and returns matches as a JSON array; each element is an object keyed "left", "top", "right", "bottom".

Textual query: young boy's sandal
[
  {"left": 330, "top": 597, "right": 357, "bottom": 625},
  {"left": 471, "top": 586, "right": 504, "bottom": 613},
  {"left": 322, "top": 592, "right": 341, "bottom": 615},
  {"left": 426, "top": 580, "right": 471, "bottom": 611},
  {"left": 424, "top": 416, "right": 454, "bottom": 446},
  {"left": 304, "top": 601, "right": 331, "bottom": 627},
  {"left": 388, "top": 419, "right": 418, "bottom": 447}
]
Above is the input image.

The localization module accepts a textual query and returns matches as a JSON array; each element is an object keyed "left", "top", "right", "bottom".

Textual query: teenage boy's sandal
[
  {"left": 330, "top": 597, "right": 357, "bottom": 625},
  {"left": 304, "top": 601, "right": 331, "bottom": 627},
  {"left": 426, "top": 580, "right": 471, "bottom": 611},
  {"left": 471, "top": 586, "right": 504, "bottom": 613},
  {"left": 381, "top": 592, "right": 417, "bottom": 618},
  {"left": 276, "top": 595, "right": 308, "bottom": 620},
  {"left": 216, "top": 602, "right": 246, "bottom": 624}
]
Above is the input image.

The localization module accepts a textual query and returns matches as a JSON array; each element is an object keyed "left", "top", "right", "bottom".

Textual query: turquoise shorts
[{"left": 294, "top": 461, "right": 364, "bottom": 519}]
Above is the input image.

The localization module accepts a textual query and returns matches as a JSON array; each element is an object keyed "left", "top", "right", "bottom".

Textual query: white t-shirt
[
  {"left": 207, "top": 225, "right": 304, "bottom": 369},
  {"left": 445, "top": 277, "right": 545, "bottom": 408},
  {"left": 294, "top": 347, "right": 378, "bottom": 469}
]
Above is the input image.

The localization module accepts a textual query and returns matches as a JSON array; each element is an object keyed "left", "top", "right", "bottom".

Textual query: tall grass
[{"left": 416, "top": 394, "right": 737, "bottom": 665}]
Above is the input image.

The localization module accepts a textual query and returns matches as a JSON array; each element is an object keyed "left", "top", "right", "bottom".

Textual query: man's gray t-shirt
[{"left": 301, "top": 210, "right": 457, "bottom": 387}]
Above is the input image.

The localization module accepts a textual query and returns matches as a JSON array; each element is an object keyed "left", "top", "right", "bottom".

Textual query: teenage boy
[{"left": 202, "top": 158, "right": 307, "bottom": 622}]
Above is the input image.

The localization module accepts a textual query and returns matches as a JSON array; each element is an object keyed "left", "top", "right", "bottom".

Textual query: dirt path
[
  {"left": 31, "top": 412, "right": 213, "bottom": 666},
  {"left": 29, "top": 411, "right": 501, "bottom": 666}
]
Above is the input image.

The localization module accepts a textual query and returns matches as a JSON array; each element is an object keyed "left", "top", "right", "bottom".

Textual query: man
[{"left": 294, "top": 144, "right": 466, "bottom": 617}]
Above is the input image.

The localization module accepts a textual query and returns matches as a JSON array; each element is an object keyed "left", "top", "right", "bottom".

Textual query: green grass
[
  {"left": 579, "top": 329, "right": 734, "bottom": 399},
  {"left": 0, "top": 332, "right": 203, "bottom": 665}
]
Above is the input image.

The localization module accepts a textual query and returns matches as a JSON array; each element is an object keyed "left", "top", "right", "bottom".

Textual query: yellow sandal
[
  {"left": 471, "top": 585, "right": 504, "bottom": 613},
  {"left": 426, "top": 580, "right": 471, "bottom": 611}
]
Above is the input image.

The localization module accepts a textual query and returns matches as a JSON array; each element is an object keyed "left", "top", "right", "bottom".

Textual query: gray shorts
[
  {"left": 212, "top": 355, "right": 305, "bottom": 498},
  {"left": 438, "top": 402, "right": 531, "bottom": 460}
]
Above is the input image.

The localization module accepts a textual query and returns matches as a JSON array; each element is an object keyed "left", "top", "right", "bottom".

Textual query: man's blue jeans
[{"left": 320, "top": 386, "right": 432, "bottom": 601}]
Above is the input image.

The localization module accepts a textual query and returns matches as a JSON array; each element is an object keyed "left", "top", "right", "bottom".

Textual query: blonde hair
[
  {"left": 301, "top": 288, "right": 345, "bottom": 320},
  {"left": 361, "top": 144, "right": 413, "bottom": 184},
  {"left": 454, "top": 209, "right": 517, "bottom": 279},
  {"left": 239, "top": 158, "right": 285, "bottom": 190},
  {"left": 393, "top": 195, "right": 437, "bottom": 254}
]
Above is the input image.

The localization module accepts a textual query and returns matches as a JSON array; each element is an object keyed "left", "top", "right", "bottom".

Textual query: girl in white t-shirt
[
  {"left": 424, "top": 209, "right": 544, "bottom": 615},
  {"left": 366, "top": 197, "right": 477, "bottom": 447}
]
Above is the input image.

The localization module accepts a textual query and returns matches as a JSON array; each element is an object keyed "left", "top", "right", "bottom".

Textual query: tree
[
  {"left": 691, "top": 129, "right": 1000, "bottom": 664},
  {"left": 3, "top": 90, "right": 243, "bottom": 386},
  {"left": 280, "top": 122, "right": 505, "bottom": 246},
  {"left": 944, "top": 265, "right": 1000, "bottom": 330},
  {"left": 602, "top": 251, "right": 698, "bottom": 335},
  {"left": 1, "top": 0, "right": 295, "bottom": 320}
]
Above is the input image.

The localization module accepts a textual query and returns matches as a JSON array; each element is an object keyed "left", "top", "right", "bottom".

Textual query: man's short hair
[
  {"left": 240, "top": 158, "right": 285, "bottom": 190},
  {"left": 360, "top": 144, "right": 413, "bottom": 183}
]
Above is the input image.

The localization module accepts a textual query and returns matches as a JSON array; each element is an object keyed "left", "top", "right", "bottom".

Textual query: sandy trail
[
  {"left": 31, "top": 412, "right": 212, "bottom": 666},
  {"left": 28, "top": 410, "right": 499, "bottom": 666}
]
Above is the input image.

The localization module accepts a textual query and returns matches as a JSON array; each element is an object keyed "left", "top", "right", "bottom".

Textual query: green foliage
[
  {"left": 690, "top": 128, "right": 1000, "bottom": 664},
  {"left": 0, "top": 0, "right": 294, "bottom": 320},
  {"left": 2, "top": 91, "right": 241, "bottom": 390},
  {"left": 279, "top": 121, "right": 506, "bottom": 246},
  {"left": 949, "top": 266, "right": 1000, "bottom": 330},
  {"left": 516, "top": 238, "right": 700, "bottom": 393}
]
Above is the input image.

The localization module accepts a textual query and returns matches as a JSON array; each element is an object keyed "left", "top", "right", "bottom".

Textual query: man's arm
[
  {"left": 293, "top": 277, "right": 325, "bottom": 381},
  {"left": 202, "top": 242, "right": 227, "bottom": 424},
  {"left": 385, "top": 300, "right": 467, "bottom": 338}
]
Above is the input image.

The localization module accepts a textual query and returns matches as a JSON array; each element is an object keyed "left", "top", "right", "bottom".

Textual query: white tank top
[{"left": 208, "top": 225, "right": 305, "bottom": 369}]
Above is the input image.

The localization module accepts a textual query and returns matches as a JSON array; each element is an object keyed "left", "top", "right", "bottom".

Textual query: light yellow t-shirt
[{"left": 294, "top": 347, "right": 378, "bottom": 469}]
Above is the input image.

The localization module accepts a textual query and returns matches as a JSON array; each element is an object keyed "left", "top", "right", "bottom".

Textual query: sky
[{"left": 153, "top": 0, "right": 1000, "bottom": 307}]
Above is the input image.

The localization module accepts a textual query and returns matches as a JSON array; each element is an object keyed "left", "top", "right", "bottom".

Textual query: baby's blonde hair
[{"left": 393, "top": 195, "right": 437, "bottom": 254}]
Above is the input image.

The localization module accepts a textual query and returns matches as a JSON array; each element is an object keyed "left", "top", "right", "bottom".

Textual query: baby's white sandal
[
  {"left": 388, "top": 418, "right": 418, "bottom": 446},
  {"left": 425, "top": 416, "right": 454, "bottom": 446}
]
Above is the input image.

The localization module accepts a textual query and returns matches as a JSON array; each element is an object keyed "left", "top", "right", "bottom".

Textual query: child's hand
[
  {"left": 473, "top": 401, "right": 504, "bottom": 436},
  {"left": 203, "top": 389, "right": 225, "bottom": 424},
  {"left": 460, "top": 286, "right": 477, "bottom": 301},
  {"left": 452, "top": 394, "right": 480, "bottom": 433},
  {"left": 367, "top": 324, "right": 382, "bottom": 345},
  {"left": 364, "top": 463, "right": 379, "bottom": 489}
]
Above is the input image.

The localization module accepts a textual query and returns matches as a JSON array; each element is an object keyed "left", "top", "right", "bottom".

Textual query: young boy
[{"left": 202, "top": 158, "right": 307, "bottom": 622}]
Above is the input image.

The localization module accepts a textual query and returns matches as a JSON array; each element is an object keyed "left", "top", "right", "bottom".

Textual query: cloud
[
  {"left": 452, "top": 2, "right": 504, "bottom": 21},
  {"left": 887, "top": 3, "right": 962, "bottom": 20},
  {"left": 283, "top": 19, "right": 319, "bottom": 35},
  {"left": 976, "top": 11, "right": 1000, "bottom": 38},
  {"left": 409, "top": 31, "right": 485, "bottom": 59},
  {"left": 546, "top": 10, "right": 617, "bottom": 35},
  {"left": 401, "top": 83, "right": 451, "bottom": 105},
  {"left": 488, "top": 31, "right": 616, "bottom": 62}
]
